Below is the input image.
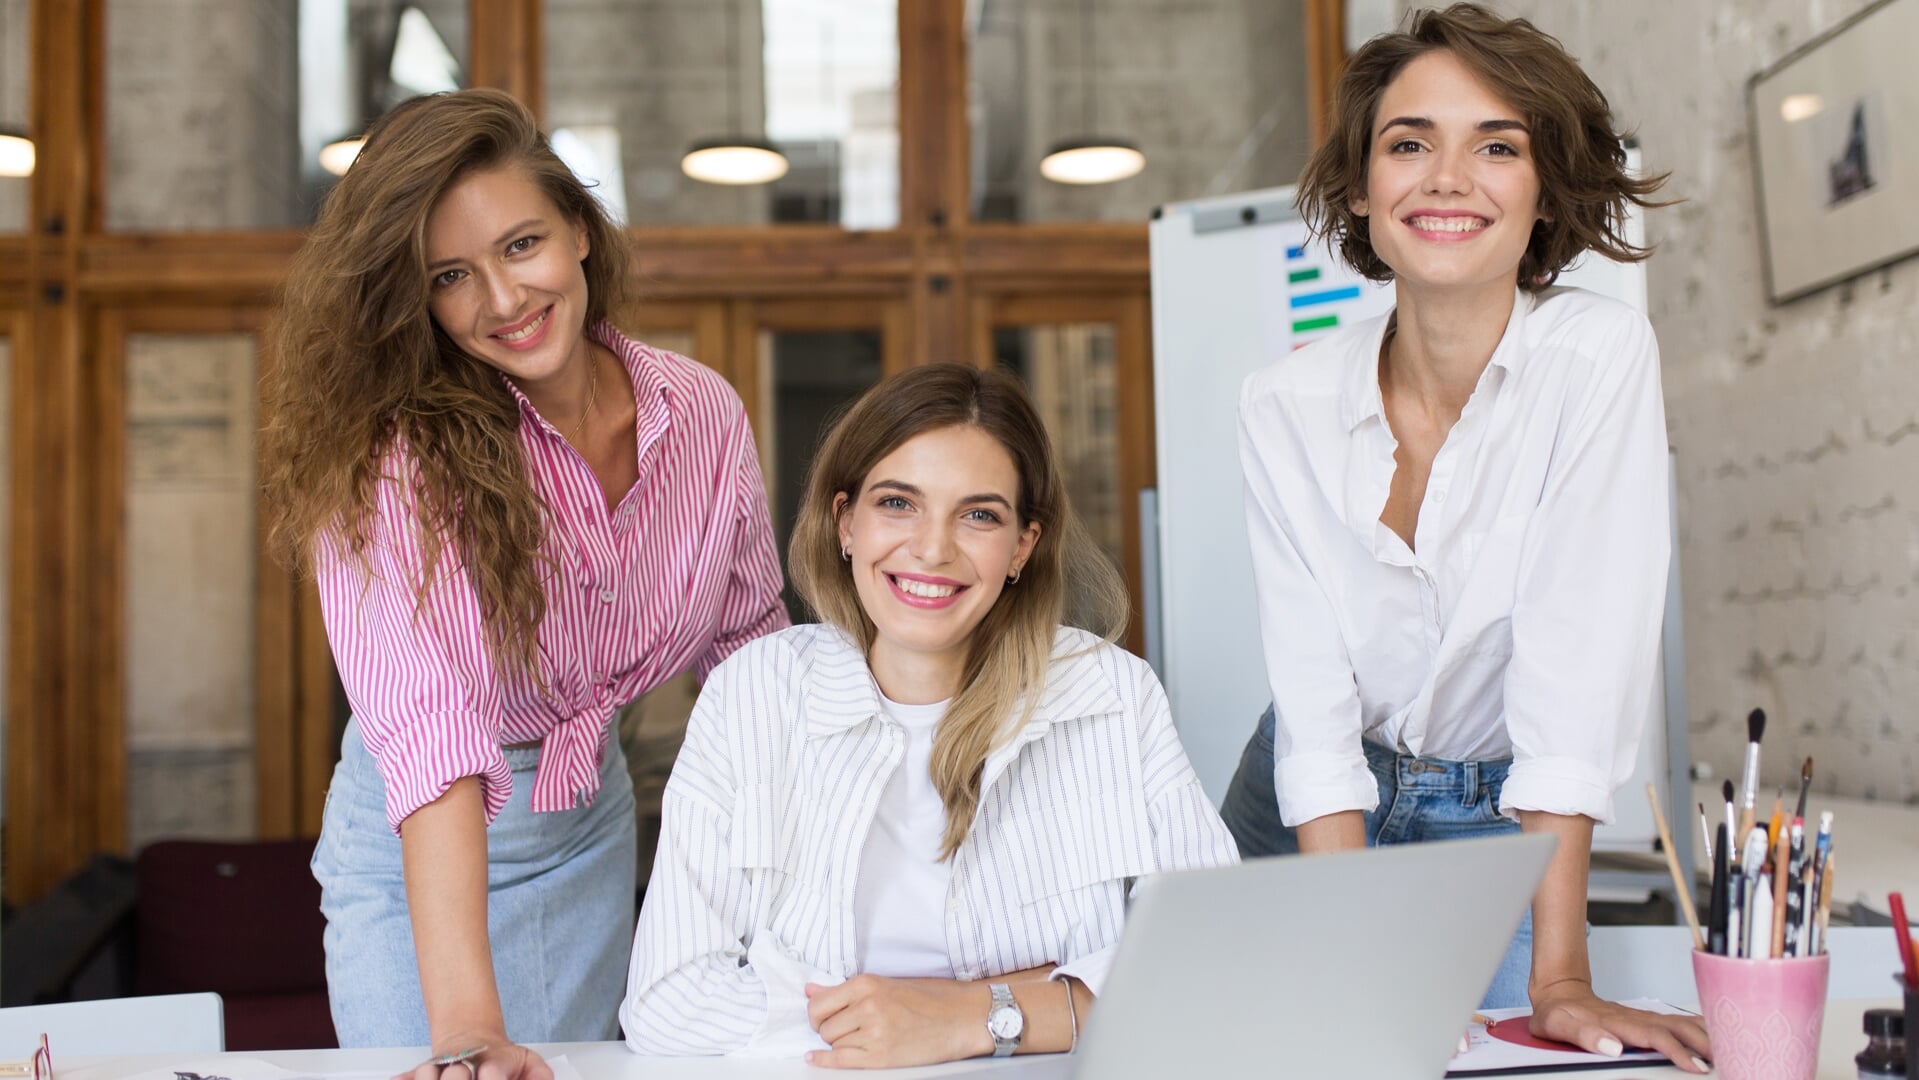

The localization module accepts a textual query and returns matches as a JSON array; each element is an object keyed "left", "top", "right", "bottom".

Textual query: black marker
[{"left": 1708, "top": 822, "right": 1731, "bottom": 955}]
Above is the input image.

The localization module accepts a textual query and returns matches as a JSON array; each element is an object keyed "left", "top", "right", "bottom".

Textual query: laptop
[{"left": 948, "top": 832, "right": 1556, "bottom": 1080}]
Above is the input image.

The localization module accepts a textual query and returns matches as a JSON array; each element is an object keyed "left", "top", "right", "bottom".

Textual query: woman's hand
[
  {"left": 1528, "top": 979, "right": 1711, "bottom": 1074},
  {"left": 393, "top": 1039, "right": 554, "bottom": 1080},
  {"left": 802, "top": 975, "right": 991, "bottom": 1068}
]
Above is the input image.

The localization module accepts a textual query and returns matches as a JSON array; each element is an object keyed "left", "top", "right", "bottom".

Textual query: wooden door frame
[
  {"left": 4, "top": 0, "right": 1348, "bottom": 901},
  {"left": 970, "top": 291, "right": 1154, "bottom": 657}
]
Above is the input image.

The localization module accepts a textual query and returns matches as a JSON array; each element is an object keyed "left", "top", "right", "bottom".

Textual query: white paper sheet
[{"left": 1446, "top": 999, "right": 1690, "bottom": 1075}]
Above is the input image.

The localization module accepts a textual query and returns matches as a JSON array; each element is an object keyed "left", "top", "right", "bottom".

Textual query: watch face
[{"left": 987, "top": 1003, "right": 1024, "bottom": 1041}]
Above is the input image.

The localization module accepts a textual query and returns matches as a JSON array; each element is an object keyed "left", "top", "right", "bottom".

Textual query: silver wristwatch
[{"left": 985, "top": 982, "right": 1024, "bottom": 1057}]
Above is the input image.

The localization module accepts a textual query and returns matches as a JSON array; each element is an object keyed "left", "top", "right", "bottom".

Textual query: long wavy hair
[
  {"left": 789, "top": 364, "right": 1132, "bottom": 860},
  {"left": 261, "top": 88, "right": 632, "bottom": 676}
]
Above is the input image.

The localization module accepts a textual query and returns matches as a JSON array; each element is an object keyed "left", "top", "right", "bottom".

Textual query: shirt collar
[
  {"left": 1338, "top": 286, "right": 1533, "bottom": 432},
  {"left": 802, "top": 625, "right": 1125, "bottom": 739},
  {"left": 500, "top": 320, "right": 675, "bottom": 440}
]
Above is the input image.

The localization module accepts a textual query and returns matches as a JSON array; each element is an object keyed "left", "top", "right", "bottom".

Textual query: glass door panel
[
  {"left": 0, "top": 0, "right": 26, "bottom": 231},
  {"left": 104, "top": 0, "right": 470, "bottom": 229},
  {"left": 544, "top": 0, "right": 899, "bottom": 227},
  {"left": 758, "top": 326, "right": 884, "bottom": 624},
  {"left": 123, "top": 331, "right": 261, "bottom": 847},
  {"left": 966, "top": 0, "right": 1312, "bottom": 223},
  {"left": 979, "top": 295, "right": 1153, "bottom": 656}
]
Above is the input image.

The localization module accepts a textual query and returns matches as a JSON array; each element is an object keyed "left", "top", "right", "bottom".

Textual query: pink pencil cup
[{"left": 1691, "top": 951, "right": 1830, "bottom": 1080}]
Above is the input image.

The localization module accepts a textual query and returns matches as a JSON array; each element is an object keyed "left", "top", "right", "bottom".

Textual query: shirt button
[{"left": 598, "top": 588, "right": 616, "bottom": 604}]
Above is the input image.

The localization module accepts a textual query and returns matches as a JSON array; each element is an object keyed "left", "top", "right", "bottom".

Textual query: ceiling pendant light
[
  {"left": 682, "top": 137, "right": 789, "bottom": 186},
  {"left": 0, "top": 126, "right": 33, "bottom": 178},
  {"left": 319, "top": 134, "right": 365, "bottom": 177},
  {"left": 682, "top": 3, "right": 789, "bottom": 185},
  {"left": 1040, "top": 0, "right": 1145, "bottom": 185}
]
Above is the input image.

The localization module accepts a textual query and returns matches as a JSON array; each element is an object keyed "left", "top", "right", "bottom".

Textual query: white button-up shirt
[
  {"left": 1240, "top": 286, "right": 1670, "bottom": 829},
  {"left": 620, "top": 622, "right": 1238, "bottom": 1056}
]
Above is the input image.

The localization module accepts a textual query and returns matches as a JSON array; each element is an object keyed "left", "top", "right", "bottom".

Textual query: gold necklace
[{"left": 570, "top": 349, "right": 597, "bottom": 444}]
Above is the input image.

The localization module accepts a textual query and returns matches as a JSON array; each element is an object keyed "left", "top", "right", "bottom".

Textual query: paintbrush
[
  {"left": 1768, "top": 792, "right": 1785, "bottom": 853},
  {"left": 1737, "top": 709, "right": 1766, "bottom": 839},
  {"left": 1794, "top": 756, "right": 1814, "bottom": 826},
  {"left": 1698, "top": 803, "right": 1713, "bottom": 863},
  {"left": 1722, "top": 780, "right": 1736, "bottom": 855},
  {"left": 1648, "top": 782, "right": 1705, "bottom": 950}
]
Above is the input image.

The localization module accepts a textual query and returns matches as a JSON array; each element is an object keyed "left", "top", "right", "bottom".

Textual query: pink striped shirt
[{"left": 315, "top": 324, "right": 789, "bottom": 834}]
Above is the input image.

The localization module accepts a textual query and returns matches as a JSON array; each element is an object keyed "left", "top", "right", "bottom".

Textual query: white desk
[{"left": 57, "top": 1000, "right": 1899, "bottom": 1080}]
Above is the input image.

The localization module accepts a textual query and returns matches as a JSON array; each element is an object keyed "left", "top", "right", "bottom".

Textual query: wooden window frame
[{"left": 3, "top": 0, "right": 1346, "bottom": 902}]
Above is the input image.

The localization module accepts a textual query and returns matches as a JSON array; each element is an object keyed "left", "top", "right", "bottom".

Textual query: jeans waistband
[{"left": 1362, "top": 737, "right": 1512, "bottom": 794}]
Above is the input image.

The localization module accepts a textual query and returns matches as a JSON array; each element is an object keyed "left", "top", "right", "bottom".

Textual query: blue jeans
[
  {"left": 312, "top": 718, "right": 638, "bottom": 1046},
  {"left": 1219, "top": 705, "right": 1534, "bottom": 1009}
]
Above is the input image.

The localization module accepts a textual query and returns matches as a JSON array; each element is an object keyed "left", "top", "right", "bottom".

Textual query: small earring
[
  {"left": 1006, "top": 567, "right": 1021, "bottom": 585},
  {"left": 841, "top": 546, "right": 850, "bottom": 562}
]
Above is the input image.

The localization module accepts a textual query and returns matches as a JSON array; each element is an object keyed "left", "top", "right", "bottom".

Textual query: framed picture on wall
[{"left": 1748, "top": 0, "right": 1919, "bottom": 304}]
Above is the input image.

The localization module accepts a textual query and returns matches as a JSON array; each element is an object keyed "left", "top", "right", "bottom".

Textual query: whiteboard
[{"left": 1147, "top": 172, "right": 1673, "bottom": 856}]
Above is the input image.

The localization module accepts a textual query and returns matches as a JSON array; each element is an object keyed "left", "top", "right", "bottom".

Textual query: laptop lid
[{"left": 1067, "top": 831, "right": 1558, "bottom": 1080}]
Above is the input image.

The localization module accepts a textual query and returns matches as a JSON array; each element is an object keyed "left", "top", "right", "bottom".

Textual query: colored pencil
[{"left": 1770, "top": 824, "right": 1791, "bottom": 958}]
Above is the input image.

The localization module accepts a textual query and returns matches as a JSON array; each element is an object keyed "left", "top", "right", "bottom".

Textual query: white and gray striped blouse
[{"left": 620, "top": 622, "right": 1240, "bottom": 1056}]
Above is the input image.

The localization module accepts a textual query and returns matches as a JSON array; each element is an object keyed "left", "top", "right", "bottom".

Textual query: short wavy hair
[{"left": 1297, "top": 3, "right": 1669, "bottom": 292}]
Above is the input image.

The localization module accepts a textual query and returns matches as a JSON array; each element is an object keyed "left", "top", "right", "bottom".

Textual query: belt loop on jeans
[{"left": 1462, "top": 759, "right": 1479, "bottom": 806}]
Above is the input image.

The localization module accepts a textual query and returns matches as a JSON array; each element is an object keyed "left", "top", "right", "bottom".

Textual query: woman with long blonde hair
[
  {"left": 262, "top": 89, "right": 785, "bottom": 1072},
  {"left": 620, "top": 364, "right": 1237, "bottom": 1066}
]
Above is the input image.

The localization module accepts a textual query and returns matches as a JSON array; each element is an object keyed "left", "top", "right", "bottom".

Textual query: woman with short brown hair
[{"left": 1217, "top": 4, "right": 1710, "bottom": 1072}]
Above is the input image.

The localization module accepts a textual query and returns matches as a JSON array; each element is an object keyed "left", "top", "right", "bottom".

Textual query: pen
[
  {"left": 1739, "top": 827, "right": 1768, "bottom": 958},
  {"left": 1890, "top": 892, "right": 1917, "bottom": 986},
  {"left": 1812, "top": 851, "right": 1834, "bottom": 956},
  {"left": 1750, "top": 867, "right": 1774, "bottom": 961},
  {"left": 1784, "top": 819, "right": 1806, "bottom": 956},
  {"left": 1708, "top": 822, "right": 1730, "bottom": 956}
]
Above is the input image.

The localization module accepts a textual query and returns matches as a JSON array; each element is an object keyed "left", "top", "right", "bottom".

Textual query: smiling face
[
  {"left": 1351, "top": 49, "right": 1545, "bottom": 300},
  {"left": 836, "top": 425, "right": 1042, "bottom": 691},
  {"left": 423, "top": 165, "right": 592, "bottom": 390}
]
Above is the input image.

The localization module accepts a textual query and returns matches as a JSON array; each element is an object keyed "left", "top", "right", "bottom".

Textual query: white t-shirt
[
  {"left": 1239, "top": 286, "right": 1670, "bottom": 828},
  {"left": 852, "top": 693, "right": 956, "bottom": 978}
]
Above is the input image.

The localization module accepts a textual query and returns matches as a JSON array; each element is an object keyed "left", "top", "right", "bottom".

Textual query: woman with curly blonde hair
[{"left": 262, "top": 89, "right": 785, "bottom": 1072}]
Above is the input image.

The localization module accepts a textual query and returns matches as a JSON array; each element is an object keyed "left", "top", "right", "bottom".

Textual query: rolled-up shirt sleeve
[
  {"left": 1499, "top": 312, "right": 1671, "bottom": 824},
  {"left": 313, "top": 449, "right": 513, "bottom": 834},
  {"left": 1239, "top": 383, "right": 1378, "bottom": 827}
]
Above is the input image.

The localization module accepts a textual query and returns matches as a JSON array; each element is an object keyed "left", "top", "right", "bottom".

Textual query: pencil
[
  {"left": 1770, "top": 822, "right": 1791, "bottom": 958},
  {"left": 1647, "top": 782, "right": 1706, "bottom": 950}
]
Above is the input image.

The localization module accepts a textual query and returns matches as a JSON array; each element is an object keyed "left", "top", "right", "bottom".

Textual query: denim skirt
[
  {"left": 1219, "top": 704, "right": 1534, "bottom": 1009},
  {"left": 311, "top": 718, "right": 637, "bottom": 1046}
]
